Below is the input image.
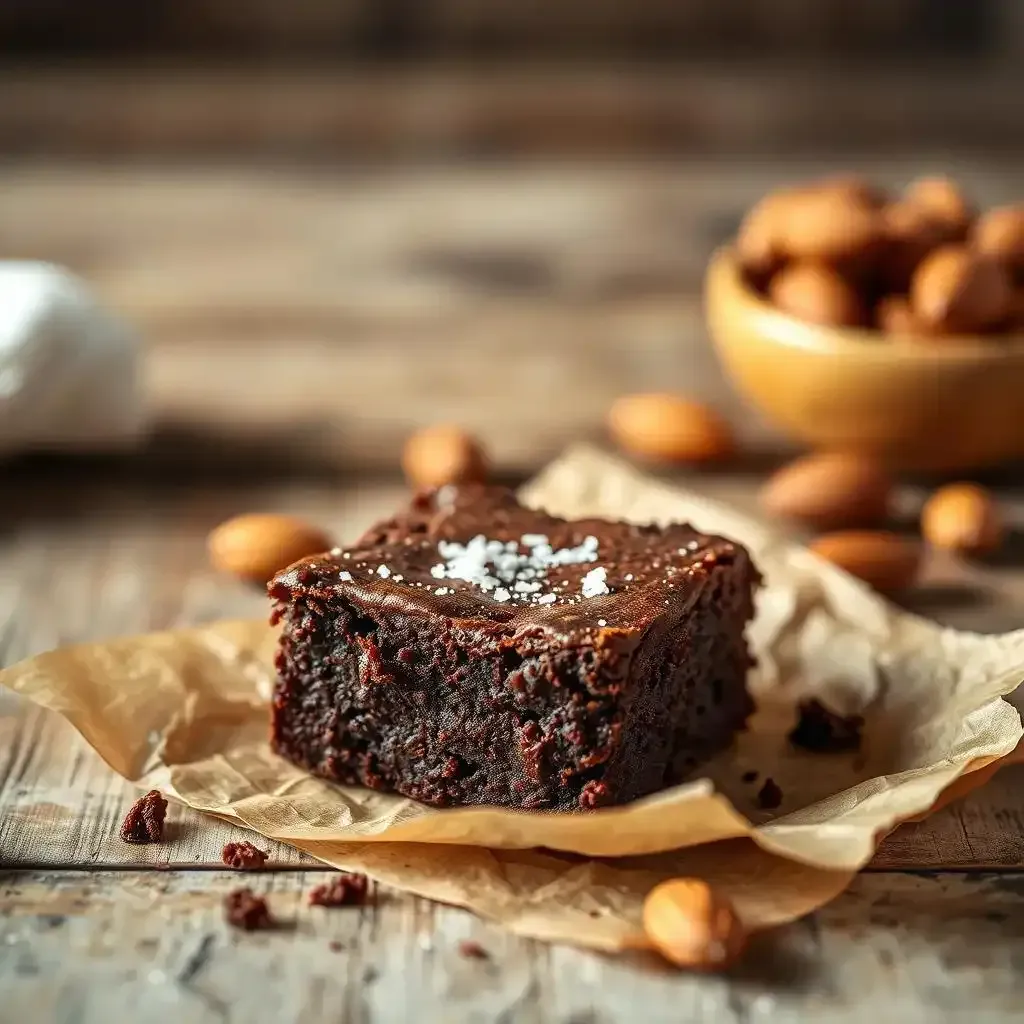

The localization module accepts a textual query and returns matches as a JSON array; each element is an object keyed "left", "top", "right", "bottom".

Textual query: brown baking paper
[{"left": 3, "top": 445, "right": 1023, "bottom": 951}]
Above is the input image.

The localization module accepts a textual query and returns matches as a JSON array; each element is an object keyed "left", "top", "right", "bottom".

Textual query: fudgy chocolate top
[{"left": 272, "top": 485, "right": 745, "bottom": 637}]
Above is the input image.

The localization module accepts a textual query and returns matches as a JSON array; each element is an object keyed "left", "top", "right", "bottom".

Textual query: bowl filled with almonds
[{"left": 705, "top": 175, "right": 1024, "bottom": 471}]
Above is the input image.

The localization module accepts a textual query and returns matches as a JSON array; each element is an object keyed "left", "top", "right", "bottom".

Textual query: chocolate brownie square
[{"left": 269, "top": 485, "right": 758, "bottom": 810}]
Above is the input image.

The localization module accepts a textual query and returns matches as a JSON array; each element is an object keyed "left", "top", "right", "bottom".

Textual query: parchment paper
[{"left": 3, "top": 445, "right": 1023, "bottom": 951}]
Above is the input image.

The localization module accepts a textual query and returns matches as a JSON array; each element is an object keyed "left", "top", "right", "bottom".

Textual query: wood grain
[
  {"left": 5, "top": 159, "right": 1024, "bottom": 477},
  {"left": 1, "top": 869, "right": 1022, "bottom": 1022},
  {"left": 4, "top": 66, "right": 1024, "bottom": 158}
]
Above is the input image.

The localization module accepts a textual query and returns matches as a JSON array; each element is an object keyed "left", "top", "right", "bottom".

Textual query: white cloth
[{"left": 0, "top": 263, "right": 145, "bottom": 455}]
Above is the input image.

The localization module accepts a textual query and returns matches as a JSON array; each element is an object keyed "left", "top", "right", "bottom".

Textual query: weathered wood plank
[
  {"left": 1, "top": 869, "right": 1021, "bottom": 1023},
  {"left": 4, "top": 160, "right": 1024, "bottom": 474},
  {"left": 3, "top": 67, "right": 1024, "bottom": 158}
]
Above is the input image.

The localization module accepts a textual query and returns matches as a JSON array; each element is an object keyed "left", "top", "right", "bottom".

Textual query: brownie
[{"left": 268, "top": 485, "right": 758, "bottom": 811}]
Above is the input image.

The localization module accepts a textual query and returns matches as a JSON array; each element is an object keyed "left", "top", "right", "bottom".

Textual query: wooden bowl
[{"left": 705, "top": 248, "right": 1024, "bottom": 471}]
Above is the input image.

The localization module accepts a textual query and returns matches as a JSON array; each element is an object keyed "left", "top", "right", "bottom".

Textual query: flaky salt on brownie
[{"left": 268, "top": 485, "right": 759, "bottom": 811}]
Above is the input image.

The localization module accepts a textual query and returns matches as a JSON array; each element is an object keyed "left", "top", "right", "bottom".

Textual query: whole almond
[
  {"left": 808, "top": 173, "right": 887, "bottom": 208},
  {"left": 777, "top": 190, "right": 882, "bottom": 265},
  {"left": 760, "top": 453, "right": 892, "bottom": 529},
  {"left": 973, "top": 205, "right": 1024, "bottom": 275},
  {"left": 735, "top": 193, "right": 789, "bottom": 283},
  {"left": 921, "top": 483, "right": 1003, "bottom": 556},
  {"left": 402, "top": 425, "right": 487, "bottom": 489},
  {"left": 876, "top": 295, "right": 928, "bottom": 336},
  {"left": 608, "top": 394, "right": 735, "bottom": 464},
  {"left": 768, "top": 263, "right": 866, "bottom": 327},
  {"left": 809, "top": 531, "right": 921, "bottom": 593},
  {"left": 643, "top": 878, "right": 747, "bottom": 972},
  {"left": 910, "top": 245, "right": 1012, "bottom": 333},
  {"left": 903, "top": 176, "right": 972, "bottom": 237},
  {"left": 209, "top": 514, "right": 333, "bottom": 584},
  {"left": 880, "top": 200, "right": 958, "bottom": 293}
]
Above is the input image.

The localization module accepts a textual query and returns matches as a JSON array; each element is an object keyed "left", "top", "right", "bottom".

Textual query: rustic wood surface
[{"left": 2, "top": 156, "right": 1024, "bottom": 1020}]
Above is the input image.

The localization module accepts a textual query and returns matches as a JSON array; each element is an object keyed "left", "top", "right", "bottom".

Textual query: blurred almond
[
  {"left": 876, "top": 295, "right": 927, "bottom": 335},
  {"left": 809, "top": 531, "right": 921, "bottom": 593},
  {"left": 768, "top": 263, "right": 866, "bottom": 327},
  {"left": 973, "top": 205, "right": 1024, "bottom": 276},
  {"left": 778, "top": 190, "right": 882, "bottom": 265},
  {"left": 760, "top": 453, "right": 892, "bottom": 529},
  {"left": 642, "top": 878, "right": 748, "bottom": 972},
  {"left": 608, "top": 393, "right": 735, "bottom": 464},
  {"left": 921, "top": 483, "right": 1003, "bottom": 556},
  {"left": 735, "top": 194, "right": 789, "bottom": 283},
  {"left": 910, "top": 246, "right": 1012, "bottom": 333},
  {"left": 880, "top": 200, "right": 959, "bottom": 293},
  {"left": 209, "top": 514, "right": 333, "bottom": 584},
  {"left": 903, "top": 176, "right": 973, "bottom": 237},
  {"left": 402, "top": 425, "right": 487, "bottom": 489}
]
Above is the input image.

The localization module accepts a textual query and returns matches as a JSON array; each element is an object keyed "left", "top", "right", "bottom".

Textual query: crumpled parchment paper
[{"left": 3, "top": 445, "right": 1022, "bottom": 951}]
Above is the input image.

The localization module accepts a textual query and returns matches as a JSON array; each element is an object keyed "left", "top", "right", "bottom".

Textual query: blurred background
[{"left": 4, "top": 0, "right": 1024, "bottom": 478}]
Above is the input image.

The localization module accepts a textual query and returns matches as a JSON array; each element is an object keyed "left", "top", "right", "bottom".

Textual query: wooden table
[{"left": 2, "top": 158, "right": 1024, "bottom": 1022}]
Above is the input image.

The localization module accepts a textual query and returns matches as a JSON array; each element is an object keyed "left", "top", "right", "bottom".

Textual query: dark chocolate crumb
[
  {"left": 789, "top": 699, "right": 864, "bottom": 754},
  {"left": 224, "top": 888, "right": 273, "bottom": 931},
  {"left": 309, "top": 873, "right": 369, "bottom": 907},
  {"left": 458, "top": 940, "right": 490, "bottom": 960},
  {"left": 756, "top": 778, "right": 783, "bottom": 810},
  {"left": 329, "top": 940, "right": 345, "bottom": 953},
  {"left": 222, "top": 841, "right": 269, "bottom": 871},
  {"left": 741, "top": 770, "right": 759, "bottom": 784},
  {"left": 119, "top": 790, "right": 168, "bottom": 844}
]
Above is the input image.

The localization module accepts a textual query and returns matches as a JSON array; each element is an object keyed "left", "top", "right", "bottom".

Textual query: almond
[
  {"left": 768, "top": 263, "right": 866, "bottom": 327},
  {"left": 879, "top": 200, "right": 959, "bottom": 293},
  {"left": 208, "top": 514, "right": 333, "bottom": 584},
  {"left": 903, "top": 176, "right": 972, "bottom": 238},
  {"left": 642, "top": 878, "right": 748, "bottom": 972},
  {"left": 402, "top": 425, "right": 487, "bottom": 489},
  {"left": 735, "top": 194, "right": 789, "bottom": 283},
  {"left": 809, "top": 531, "right": 921, "bottom": 593},
  {"left": 777, "top": 190, "right": 882, "bottom": 265},
  {"left": 910, "top": 245, "right": 1012, "bottom": 333},
  {"left": 875, "top": 295, "right": 927, "bottom": 336},
  {"left": 973, "top": 204, "right": 1024, "bottom": 275},
  {"left": 921, "top": 483, "right": 1003, "bottom": 556},
  {"left": 760, "top": 453, "right": 893, "bottom": 529},
  {"left": 608, "top": 394, "right": 735, "bottom": 464}
]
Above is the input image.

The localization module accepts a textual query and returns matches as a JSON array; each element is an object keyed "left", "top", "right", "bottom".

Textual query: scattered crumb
[
  {"left": 789, "top": 699, "right": 864, "bottom": 754},
  {"left": 224, "top": 888, "right": 273, "bottom": 931},
  {"left": 309, "top": 873, "right": 369, "bottom": 907},
  {"left": 222, "top": 841, "right": 269, "bottom": 871},
  {"left": 756, "top": 778, "right": 783, "bottom": 810},
  {"left": 458, "top": 940, "right": 490, "bottom": 960},
  {"left": 741, "top": 770, "right": 759, "bottom": 784},
  {"left": 329, "top": 940, "right": 345, "bottom": 953},
  {"left": 119, "top": 790, "right": 168, "bottom": 844}
]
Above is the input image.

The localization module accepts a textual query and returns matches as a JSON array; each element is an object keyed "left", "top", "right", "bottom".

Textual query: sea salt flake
[
  {"left": 536, "top": 594, "right": 557, "bottom": 605},
  {"left": 376, "top": 565, "right": 391, "bottom": 578},
  {"left": 338, "top": 571, "right": 352, "bottom": 582},
  {"left": 435, "top": 587, "right": 450, "bottom": 596},
  {"left": 330, "top": 547, "right": 343, "bottom": 556},
  {"left": 581, "top": 566, "right": 609, "bottom": 599},
  {"left": 430, "top": 564, "right": 446, "bottom": 579},
  {"left": 597, "top": 618, "right": 607, "bottom": 626},
  {"left": 521, "top": 533, "right": 548, "bottom": 548},
  {"left": 493, "top": 588, "right": 511, "bottom": 602}
]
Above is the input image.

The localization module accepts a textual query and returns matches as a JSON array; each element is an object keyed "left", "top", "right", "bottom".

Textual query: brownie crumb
[
  {"left": 741, "top": 770, "right": 759, "bottom": 784},
  {"left": 119, "top": 790, "right": 168, "bottom": 844},
  {"left": 222, "top": 841, "right": 269, "bottom": 871},
  {"left": 309, "top": 873, "right": 369, "bottom": 907},
  {"left": 224, "top": 888, "right": 273, "bottom": 931},
  {"left": 789, "top": 699, "right": 864, "bottom": 754},
  {"left": 329, "top": 940, "right": 345, "bottom": 953},
  {"left": 458, "top": 940, "right": 490, "bottom": 960},
  {"left": 756, "top": 778, "right": 783, "bottom": 810}
]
